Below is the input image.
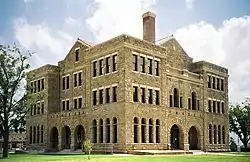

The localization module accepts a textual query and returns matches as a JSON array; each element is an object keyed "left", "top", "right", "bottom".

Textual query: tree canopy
[{"left": 229, "top": 97, "right": 250, "bottom": 149}]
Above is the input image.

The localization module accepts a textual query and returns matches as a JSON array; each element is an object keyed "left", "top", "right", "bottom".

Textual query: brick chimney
[{"left": 142, "top": 11, "right": 156, "bottom": 43}]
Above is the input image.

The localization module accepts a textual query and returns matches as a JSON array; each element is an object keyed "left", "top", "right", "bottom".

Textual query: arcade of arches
[
  {"left": 49, "top": 117, "right": 118, "bottom": 150},
  {"left": 133, "top": 118, "right": 201, "bottom": 150}
]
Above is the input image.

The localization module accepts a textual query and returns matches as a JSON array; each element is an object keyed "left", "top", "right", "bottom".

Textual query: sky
[{"left": 0, "top": 0, "right": 249, "bottom": 104}]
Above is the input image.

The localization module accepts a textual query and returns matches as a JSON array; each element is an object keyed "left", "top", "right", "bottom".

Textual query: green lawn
[{"left": 0, "top": 154, "right": 249, "bottom": 162}]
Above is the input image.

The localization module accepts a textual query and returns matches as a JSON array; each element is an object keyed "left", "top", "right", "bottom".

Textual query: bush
[{"left": 83, "top": 139, "right": 94, "bottom": 160}]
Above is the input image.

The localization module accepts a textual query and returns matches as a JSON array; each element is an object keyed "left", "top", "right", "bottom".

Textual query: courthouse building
[{"left": 26, "top": 11, "right": 230, "bottom": 152}]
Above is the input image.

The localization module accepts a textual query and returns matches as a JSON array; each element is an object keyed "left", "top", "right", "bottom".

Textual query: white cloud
[
  {"left": 24, "top": 0, "right": 34, "bottom": 4},
  {"left": 13, "top": 18, "right": 74, "bottom": 68},
  {"left": 86, "top": 0, "right": 157, "bottom": 43},
  {"left": 185, "top": 0, "right": 196, "bottom": 10},
  {"left": 174, "top": 16, "right": 250, "bottom": 103}
]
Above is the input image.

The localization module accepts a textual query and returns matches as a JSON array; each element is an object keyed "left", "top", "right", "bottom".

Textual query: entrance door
[
  {"left": 170, "top": 124, "right": 180, "bottom": 149},
  {"left": 188, "top": 126, "right": 198, "bottom": 150}
]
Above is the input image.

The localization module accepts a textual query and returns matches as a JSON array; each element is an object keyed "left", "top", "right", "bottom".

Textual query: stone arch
[
  {"left": 50, "top": 127, "right": 59, "bottom": 150},
  {"left": 170, "top": 124, "right": 184, "bottom": 150},
  {"left": 188, "top": 126, "right": 200, "bottom": 150},
  {"left": 74, "top": 125, "right": 85, "bottom": 150},
  {"left": 61, "top": 125, "right": 71, "bottom": 149}
]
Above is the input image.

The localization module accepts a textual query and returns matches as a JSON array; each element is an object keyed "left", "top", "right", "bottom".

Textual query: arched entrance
[
  {"left": 170, "top": 124, "right": 180, "bottom": 149},
  {"left": 50, "top": 127, "right": 58, "bottom": 150},
  {"left": 61, "top": 126, "right": 71, "bottom": 149},
  {"left": 74, "top": 125, "right": 85, "bottom": 150},
  {"left": 188, "top": 126, "right": 199, "bottom": 150}
]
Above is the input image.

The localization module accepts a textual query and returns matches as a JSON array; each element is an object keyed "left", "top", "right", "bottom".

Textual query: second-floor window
[
  {"left": 221, "top": 79, "right": 224, "bottom": 91},
  {"left": 74, "top": 73, "right": 78, "bottom": 87},
  {"left": 74, "top": 72, "right": 82, "bottom": 87},
  {"left": 106, "top": 88, "right": 110, "bottom": 103},
  {"left": 113, "top": 86, "right": 117, "bottom": 102},
  {"left": 148, "top": 89, "right": 153, "bottom": 104},
  {"left": 208, "top": 75, "right": 211, "bottom": 88},
  {"left": 133, "top": 86, "right": 138, "bottom": 102},
  {"left": 99, "top": 59, "right": 104, "bottom": 75},
  {"left": 155, "top": 60, "right": 159, "bottom": 76},
  {"left": 141, "top": 87, "right": 145, "bottom": 103},
  {"left": 62, "top": 76, "right": 70, "bottom": 90},
  {"left": 112, "top": 55, "right": 117, "bottom": 72},
  {"left": 148, "top": 58, "right": 153, "bottom": 75},
  {"left": 93, "top": 90, "right": 97, "bottom": 105},
  {"left": 155, "top": 90, "right": 160, "bottom": 105},
  {"left": 99, "top": 89, "right": 104, "bottom": 104},
  {"left": 106, "top": 57, "right": 110, "bottom": 73}
]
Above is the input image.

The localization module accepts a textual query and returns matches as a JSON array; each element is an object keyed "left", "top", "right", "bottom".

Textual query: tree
[
  {"left": 83, "top": 139, "right": 94, "bottom": 160},
  {"left": 229, "top": 97, "right": 250, "bottom": 149},
  {"left": 0, "top": 43, "right": 33, "bottom": 158}
]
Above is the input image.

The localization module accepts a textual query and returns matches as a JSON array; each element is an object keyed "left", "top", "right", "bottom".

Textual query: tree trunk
[
  {"left": 2, "top": 130, "right": 9, "bottom": 158},
  {"left": 243, "top": 141, "right": 248, "bottom": 149}
]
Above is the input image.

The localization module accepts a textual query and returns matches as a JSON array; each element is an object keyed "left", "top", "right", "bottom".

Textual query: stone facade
[{"left": 26, "top": 12, "right": 230, "bottom": 153}]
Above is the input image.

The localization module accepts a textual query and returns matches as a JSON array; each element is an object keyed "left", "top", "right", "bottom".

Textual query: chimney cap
[{"left": 142, "top": 11, "right": 156, "bottom": 18}]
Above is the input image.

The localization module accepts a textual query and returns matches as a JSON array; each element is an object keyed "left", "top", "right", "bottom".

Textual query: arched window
[
  {"left": 92, "top": 120, "right": 97, "bottom": 143},
  {"left": 134, "top": 117, "right": 139, "bottom": 143},
  {"left": 41, "top": 125, "right": 44, "bottom": 143},
  {"left": 29, "top": 126, "right": 32, "bottom": 144},
  {"left": 156, "top": 119, "right": 160, "bottom": 143},
  {"left": 209, "top": 124, "right": 212, "bottom": 144},
  {"left": 149, "top": 119, "right": 153, "bottom": 143},
  {"left": 174, "top": 88, "right": 179, "bottom": 107},
  {"left": 33, "top": 126, "right": 36, "bottom": 144},
  {"left": 192, "top": 92, "right": 197, "bottom": 110},
  {"left": 105, "top": 118, "right": 110, "bottom": 143},
  {"left": 99, "top": 119, "right": 103, "bottom": 143},
  {"left": 37, "top": 126, "right": 40, "bottom": 143},
  {"left": 214, "top": 125, "right": 217, "bottom": 144},
  {"left": 218, "top": 125, "right": 221, "bottom": 144},
  {"left": 141, "top": 118, "right": 146, "bottom": 143},
  {"left": 222, "top": 126, "right": 225, "bottom": 144},
  {"left": 113, "top": 117, "right": 118, "bottom": 143}
]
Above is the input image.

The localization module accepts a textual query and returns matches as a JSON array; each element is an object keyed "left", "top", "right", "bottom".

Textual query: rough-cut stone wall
[{"left": 26, "top": 34, "right": 230, "bottom": 152}]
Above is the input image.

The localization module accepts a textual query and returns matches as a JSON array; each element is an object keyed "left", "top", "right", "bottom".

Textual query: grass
[{"left": 0, "top": 154, "right": 249, "bottom": 162}]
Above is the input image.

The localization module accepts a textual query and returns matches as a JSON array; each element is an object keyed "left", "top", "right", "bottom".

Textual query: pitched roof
[
  {"left": 77, "top": 38, "right": 95, "bottom": 47},
  {"left": 155, "top": 34, "right": 175, "bottom": 45}
]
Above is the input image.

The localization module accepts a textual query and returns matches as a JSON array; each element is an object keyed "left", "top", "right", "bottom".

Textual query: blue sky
[
  {"left": 0, "top": 0, "right": 250, "bottom": 102},
  {"left": 0, "top": 0, "right": 249, "bottom": 145}
]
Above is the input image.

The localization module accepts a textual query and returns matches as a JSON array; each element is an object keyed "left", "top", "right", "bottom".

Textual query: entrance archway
[
  {"left": 50, "top": 127, "right": 58, "bottom": 150},
  {"left": 74, "top": 125, "right": 85, "bottom": 150},
  {"left": 61, "top": 126, "right": 71, "bottom": 149},
  {"left": 170, "top": 124, "right": 180, "bottom": 149},
  {"left": 188, "top": 126, "right": 199, "bottom": 150}
]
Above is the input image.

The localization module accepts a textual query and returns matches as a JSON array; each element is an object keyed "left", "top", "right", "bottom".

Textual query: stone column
[
  {"left": 138, "top": 119, "right": 141, "bottom": 143},
  {"left": 146, "top": 121, "right": 149, "bottom": 143},
  {"left": 183, "top": 130, "right": 189, "bottom": 151},
  {"left": 70, "top": 130, "right": 74, "bottom": 150}
]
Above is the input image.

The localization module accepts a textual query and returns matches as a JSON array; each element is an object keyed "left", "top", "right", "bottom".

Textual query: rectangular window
[
  {"left": 106, "top": 88, "right": 110, "bottom": 103},
  {"left": 37, "top": 103, "right": 40, "bottom": 115},
  {"left": 222, "top": 102, "right": 225, "bottom": 114},
  {"left": 34, "top": 81, "right": 37, "bottom": 93},
  {"left": 132, "top": 54, "right": 138, "bottom": 71},
  {"left": 38, "top": 80, "right": 41, "bottom": 92},
  {"left": 78, "top": 72, "right": 82, "bottom": 86},
  {"left": 148, "top": 58, "right": 153, "bottom": 75},
  {"left": 140, "top": 56, "right": 145, "bottom": 73},
  {"left": 113, "top": 55, "right": 117, "bottom": 72},
  {"left": 74, "top": 73, "right": 77, "bottom": 87},
  {"left": 75, "top": 49, "right": 79, "bottom": 62},
  {"left": 155, "top": 60, "right": 159, "bottom": 76},
  {"left": 217, "top": 78, "right": 220, "bottom": 90},
  {"left": 106, "top": 57, "right": 110, "bottom": 73},
  {"left": 99, "top": 59, "right": 104, "bottom": 75},
  {"left": 221, "top": 79, "right": 224, "bottom": 91},
  {"left": 34, "top": 104, "right": 36, "bottom": 115},
  {"left": 208, "top": 75, "right": 211, "bottom": 88},
  {"left": 41, "top": 102, "right": 44, "bottom": 114},
  {"left": 41, "top": 78, "right": 44, "bottom": 90},
  {"left": 155, "top": 90, "right": 160, "bottom": 105},
  {"left": 197, "top": 100, "right": 200, "bottom": 110},
  {"left": 148, "top": 89, "right": 153, "bottom": 104},
  {"left": 217, "top": 101, "right": 220, "bottom": 113},
  {"left": 213, "top": 101, "right": 216, "bottom": 112},
  {"left": 62, "top": 101, "right": 65, "bottom": 111},
  {"left": 180, "top": 97, "right": 183, "bottom": 108},
  {"left": 133, "top": 86, "right": 138, "bottom": 102},
  {"left": 30, "top": 82, "right": 33, "bottom": 93},
  {"left": 66, "top": 76, "right": 70, "bottom": 89},
  {"left": 66, "top": 100, "right": 70, "bottom": 110},
  {"left": 208, "top": 100, "right": 212, "bottom": 112},
  {"left": 212, "top": 77, "right": 216, "bottom": 89},
  {"left": 62, "top": 77, "right": 65, "bottom": 90},
  {"left": 170, "top": 95, "right": 173, "bottom": 107},
  {"left": 93, "top": 61, "right": 97, "bottom": 77},
  {"left": 141, "top": 87, "right": 146, "bottom": 103},
  {"left": 93, "top": 91, "right": 97, "bottom": 105},
  {"left": 112, "top": 86, "right": 117, "bottom": 102},
  {"left": 74, "top": 98, "right": 77, "bottom": 109},
  {"left": 188, "top": 98, "right": 191, "bottom": 109},
  {"left": 99, "top": 89, "right": 104, "bottom": 104},
  {"left": 78, "top": 98, "right": 82, "bottom": 109}
]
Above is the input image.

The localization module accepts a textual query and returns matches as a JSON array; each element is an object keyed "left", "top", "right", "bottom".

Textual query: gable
[{"left": 158, "top": 37, "right": 193, "bottom": 69}]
